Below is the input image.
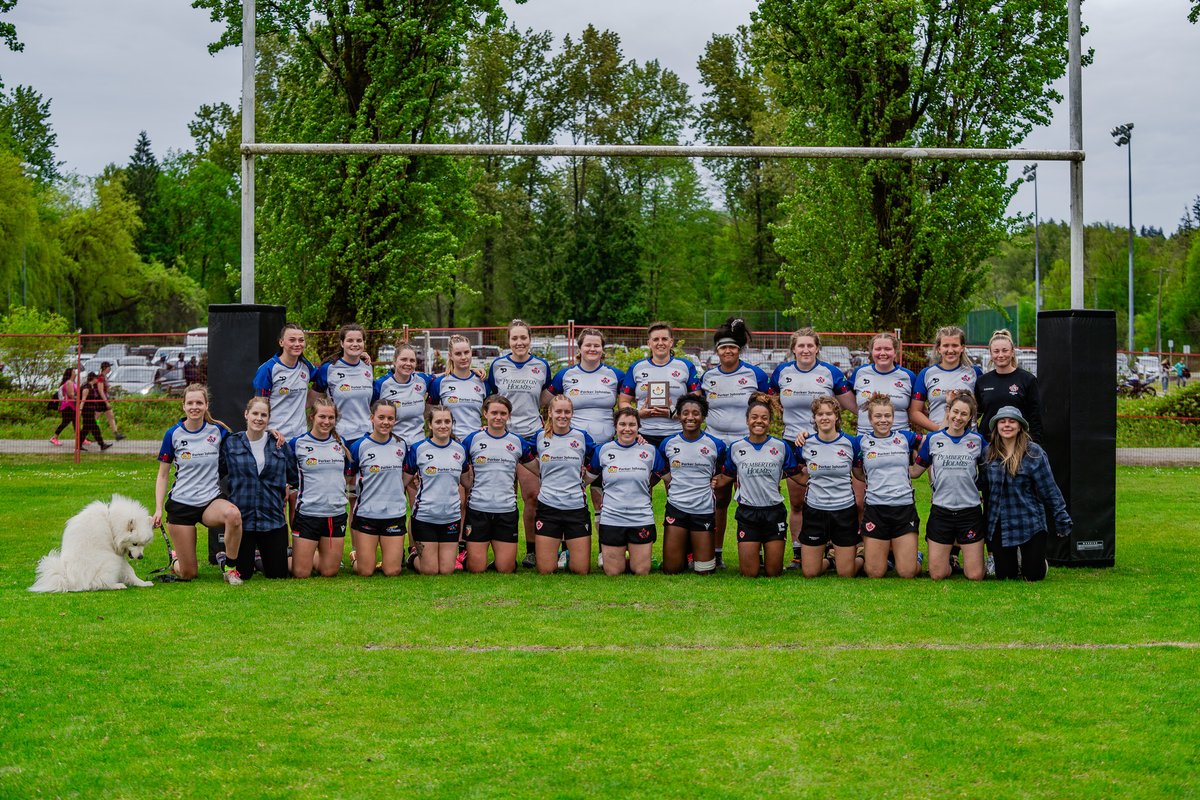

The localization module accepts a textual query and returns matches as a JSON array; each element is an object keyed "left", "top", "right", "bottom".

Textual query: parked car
[
  {"left": 377, "top": 344, "right": 396, "bottom": 364},
  {"left": 117, "top": 355, "right": 148, "bottom": 366},
  {"left": 1016, "top": 351, "right": 1038, "bottom": 376},
  {"left": 107, "top": 365, "right": 162, "bottom": 396},
  {"left": 471, "top": 345, "right": 502, "bottom": 372},
  {"left": 822, "top": 346, "right": 854, "bottom": 374},
  {"left": 130, "top": 344, "right": 159, "bottom": 359},
  {"left": 1133, "top": 355, "right": 1160, "bottom": 380},
  {"left": 94, "top": 344, "right": 129, "bottom": 362},
  {"left": 185, "top": 327, "right": 208, "bottom": 348}
]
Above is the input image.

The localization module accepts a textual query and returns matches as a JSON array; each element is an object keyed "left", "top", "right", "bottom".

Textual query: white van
[{"left": 185, "top": 327, "right": 208, "bottom": 348}]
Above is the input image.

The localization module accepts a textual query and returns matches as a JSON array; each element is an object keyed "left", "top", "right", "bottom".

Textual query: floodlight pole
[{"left": 240, "top": 0, "right": 256, "bottom": 303}]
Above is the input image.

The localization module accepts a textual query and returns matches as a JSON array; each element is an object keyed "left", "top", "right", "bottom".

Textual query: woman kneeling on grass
[
  {"left": 586, "top": 407, "right": 667, "bottom": 576},
  {"left": 722, "top": 393, "right": 801, "bottom": 577},
  {"left": 659, "top": 394, "right": 726, "bottom": 575},
  {"left": 796, "top": 396, "right": 862, "bottom": 577},
  {"left": 289, "top": 396, "right": 352, "bottom": 578},
  {"left": 855, "top": 394, "right": 922, "bottom": 578},
  {"left": 530, "top": 395, "right": 596, "bottom": 575},
  {"left": 152, "top": 384, "right": 243, "bottom": 581},
  {"left": 404, "top": 406, "right": 470, "bottom": 575},
  {"left": 981, "top": 406, "right": 1072, "bottom": 582},
  {"left": 910, "top": 393, "right": 987, "bottom": 581},
  {"left": 347, "top": 401, "right": 415, "bottom": 577},
  {"left": 218, "top": 397, "right": 297, "bottom": 582},
  {"left": 461, "top": 395, "right": 537, "bottom": 574}
]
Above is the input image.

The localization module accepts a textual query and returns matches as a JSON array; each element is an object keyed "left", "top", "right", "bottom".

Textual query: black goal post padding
[
  {"left": 1037, "top": 309, "right": 1116, "bottom": 567},
  {"left": 206, "top": 303, "right": 287, "bottom": 564}
]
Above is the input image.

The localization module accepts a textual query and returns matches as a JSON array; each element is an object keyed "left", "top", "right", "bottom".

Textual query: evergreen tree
[{"left": 125, "top": 130, "right": 160, "bottom": 258}]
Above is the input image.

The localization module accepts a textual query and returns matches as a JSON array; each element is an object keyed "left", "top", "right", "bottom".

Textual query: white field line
[{"left": 365, "top": 641, "right": 1200, "bottom": 653}]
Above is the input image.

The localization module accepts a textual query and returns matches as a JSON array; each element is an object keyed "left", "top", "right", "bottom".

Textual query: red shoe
[{"left": 454, "top": 550, "right": 467, "bottom": 571}]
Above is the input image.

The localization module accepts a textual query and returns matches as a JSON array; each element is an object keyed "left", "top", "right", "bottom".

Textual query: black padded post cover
[{"left": 1037, "top": 309, "right": 1116, "bottom": 566}]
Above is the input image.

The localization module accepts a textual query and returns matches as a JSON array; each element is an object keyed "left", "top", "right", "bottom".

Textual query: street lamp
[
  {"left": 1111, "top": 123, "right": 1134, "bottom": 354},
  {"left": 1022, "top": 164, "right": 1041, "bottom": 335}
]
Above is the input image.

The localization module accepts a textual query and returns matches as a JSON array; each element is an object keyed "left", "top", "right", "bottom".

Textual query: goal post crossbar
[{"left": 241, "top": 142, "right": 1084, "bottom": 162}]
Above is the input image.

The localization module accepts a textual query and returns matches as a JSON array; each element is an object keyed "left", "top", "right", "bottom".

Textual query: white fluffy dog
[{"left": 30, "top": 494, "right": 155, "bottom": 592}]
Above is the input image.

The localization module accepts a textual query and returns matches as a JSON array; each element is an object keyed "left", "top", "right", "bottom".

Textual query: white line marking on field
[{"left": 364, "top": 641, "right": 1200, "bottom": 653}]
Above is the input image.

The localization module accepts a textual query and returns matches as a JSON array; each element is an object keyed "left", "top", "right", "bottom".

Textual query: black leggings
[
  {"left": 991, "top": 530, "right": 1047, "bottom": 582},
  {"left": 54, "top": 407, "right": 76, "bottom": 437},
  {"left": 234, "top": 526, "right": 290, "bottom": 579},
  {"left": 80, "top": 416, "right": 106, "bottom": 446}
]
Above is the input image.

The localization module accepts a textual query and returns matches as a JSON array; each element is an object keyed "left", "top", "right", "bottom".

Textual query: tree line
[{"left": 1, "top": 0, "right": 1198, "bottom": 352}]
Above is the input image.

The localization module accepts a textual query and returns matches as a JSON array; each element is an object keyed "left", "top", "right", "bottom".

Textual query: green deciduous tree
[
  {"left": 754, "top": 0, "right": 1071, "bottom": 339},
  {"left": 0, "top": 85, "right": 61, "bottom": 185},
  {"left": 0, "top": 0, "right": 20, "bottom": 60}
]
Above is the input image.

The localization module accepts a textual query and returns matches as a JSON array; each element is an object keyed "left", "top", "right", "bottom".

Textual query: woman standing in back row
[
  {"left": 908, "top": 325, "right": 982, "bottom": 432},
  {"left": 975, "top": 328, "right": 1042, "bottom": 441}
]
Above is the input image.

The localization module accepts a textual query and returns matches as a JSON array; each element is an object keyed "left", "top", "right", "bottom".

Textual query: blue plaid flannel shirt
[
  {"left": 980, "top": 442, "right": 1071, "bottom": 548},
  {"left": 219, "top": 432, "right": 298, "bottom": 532}
]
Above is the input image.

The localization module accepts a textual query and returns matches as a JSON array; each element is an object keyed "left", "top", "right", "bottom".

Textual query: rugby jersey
[
  {"left": 158, "top": 419, "right": 228, "bottom": 507},
  {"left": 551, "top": 363, "right": 624, "bottom": 443},
  {"left": 798, "top": 432, "right": 860, "bottom": 511},
  {"left": 699, "top": 360, "right": 770, "bottom": 441},
  {"left": 405, "top": 437, "right": 469, "bottom": 524},
  {"left": 722, "top": 436, "right": 800, "bottom": 508},
  {"left": 462, "top": 429, "right": 535, "bottom": 513},
  {"left": 851, "top": 364, "right": 917, "bottom": 432},
  {"left": 769, "top": 360, "right": 852, "bottom": 438},
  {"left": 856, "top": 429, "right": 921, "bottom": 506},
  {"left": 534, "top": 427, "right": 595, "bottom": 511},
  {"left": 289, "top": 432, "right": 351, "bottom": 517},
  {"left": 916, "top": 429, "right": 987, "bottom": 510},
  {"left": 487, "top": 355, "right": 552, "bottom": 437},
  {"left": 428, "top": 372, "right": 487, "bottom": 440},
  {"left": 914, "top": 363, "right": 984, "bottom": 427},
  {"left": 659, "top": 431, "right": 726, "bottom": 515},
  {"left": 348, "top": 434, "right": 409, "bottom": 519},
  {"left": 588, "top": 440, "right": 667, "bottom": 527},
  {"left": 313, "top": 358, "right": 376, "bottom": 440},
  {"left": 620, "top": 357, "right": 699, "bottom": 438},
  {"left": 372, "top": 371, "right": 432, "bottom": 445},
  {"left": 252, "top": 355, "right": 315, "bottom": 438}
]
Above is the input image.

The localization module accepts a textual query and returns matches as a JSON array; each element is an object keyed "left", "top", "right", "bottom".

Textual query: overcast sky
[{"left": 1, "top": 0, "right": 1196, "bottom": 231}]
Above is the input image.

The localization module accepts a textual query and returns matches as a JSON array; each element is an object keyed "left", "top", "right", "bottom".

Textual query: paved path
[{"left": 3, "top": 440, "right": 1199, "bottom": 466}]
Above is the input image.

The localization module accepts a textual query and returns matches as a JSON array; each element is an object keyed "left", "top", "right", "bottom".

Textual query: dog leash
[{"left": 149, "top": 523, "right": 188, "bottom": 582}]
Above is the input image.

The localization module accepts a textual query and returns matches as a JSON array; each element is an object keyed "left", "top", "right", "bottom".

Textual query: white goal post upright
[{"left": 237, "top": 0, "right": 1086, "bottom": 309}]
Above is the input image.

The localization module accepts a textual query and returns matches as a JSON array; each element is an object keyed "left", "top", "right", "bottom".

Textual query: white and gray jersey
[
  {"left": 405, "top": 438, "right": 468, "bottom": 524},
  {"left": 429, "top": 372, "right": 487, "bottom": 440},
  {"left": 851, "top": 364, "right": 916, "bottom": 432},
  {"left": 588, "top": 440, "right": 666, "bottom": 527},
  {"left": 534, "top": 427, "right": 595, "bottom": 511},
  {"left": 487, "top": 355, "right": 552, "bottom": 437},
  {"left": 289, "top": 432, "right": 350, "bottom": 517},
  {"left": 799, "top": 432, "right": 860, "bottom": 511},
  {"left": 770, "top": 360, "right": 852, "bottom": 438},
  {"left": 158, "top": 420, "right": 227, "bottom": 507},
  {"left": 372, "top": 371, "right": 431, "bottom": 445},
  {"left": 462, "top": 429, "right": 534, "bottom": 513},
  {"left": 699, "top": 361, "right": 769, "bottom": 441},
  {"left": 313, "top": 358, "right": 375, "bottom": 440},
  {"left": 722, "top": 436, "right": 800, "bottom": 508},
  {"left": 348, "top": 434, "right": 409, "bottom": 519},
  {"left": 252, "top": 355, "right": 315, "bottom": 439},
  {"left": 551, "top": 363, "right": 624, "bottom": 443},
  {"left": 917, "top": 429, "right": 987, "bottom": 510},
  {"left": 620, "top": 357, "right": 699, "bottom": 438},
  {"left": 659, "top": 431, "right": 726, "bottom": 515},
  {"left": 856, "top": 429, "right": 921, "bottom": 506},
  {"left": 914, "top": 363, "right": 984, "bottom": 427}
]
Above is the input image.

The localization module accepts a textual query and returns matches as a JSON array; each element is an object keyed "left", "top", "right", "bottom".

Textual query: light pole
[
  {"left": 1111, "top": 123, "right": 1134, "bottom": 354},
  {"left": 1022, "top": 164, "right": 1041, "bottom": 342}
]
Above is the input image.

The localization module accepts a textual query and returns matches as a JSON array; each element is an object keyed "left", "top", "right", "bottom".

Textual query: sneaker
[
  {"left": 917, "top": 551, "right": 925, "bottom": 567},
  {"left": 521, "top": 552, "right": 536, "bottom": 569},
  {"left": 714, "top": 556, "right": 726, "bottom": 570},
  {"left": 985, "top": 554, "right": 996, "bottom": 577},
  {"left": 50, "top": 436, "right": 61, "bottom": 446},
  {"left": 597, "top": 552, "right": 604, "bottom": 569},
  {"left": 454, "top": 550, "right": 467, "bottom": 571},
  {"left": 949, "top": 554, "right": 964, "bottom": 575},
  {"left": 100, "top": 442, "right": 113, "bottom": 451},
  {"left": 557, "top": 549, "right": 569, "bottom": 569},
  {"left": 115, "top": 432, "right": 127, "bottom": 441},
  {"left": 785, "top": 558, "right": 802, "bottom": 571},
  {"left": 254, "top": 550, "right": 263, "bottom": 573},
  {"left": 222, "top": 566, "right": 244, "bottom": 585},
  {"left": 686, "top": 554, "right": 694, "bottom": 571},
  {"left": 215, "top": 551, "right": 227, "bottom": 569}
]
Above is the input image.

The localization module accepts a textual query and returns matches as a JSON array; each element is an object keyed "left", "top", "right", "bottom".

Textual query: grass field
[{"left": 1, "top": 455, "right": 1198, "bottom": 799}]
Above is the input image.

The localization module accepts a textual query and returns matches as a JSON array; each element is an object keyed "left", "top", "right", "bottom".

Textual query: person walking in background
[
  {"left": 96, "top": 362, "right": 127, "bottom": 442},
  {"left": 49, "top": 368, "right": 78, "bottom": 447},
  {"left": 78, "top": 372, "right": 112, "bottom": 452},
  {"left": 1161, "top": 359, "right": 1172, "bottom": 393},
  {"left": 1175, "top": 360, "right": 1189, "bottom": 389}
]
